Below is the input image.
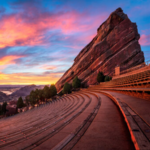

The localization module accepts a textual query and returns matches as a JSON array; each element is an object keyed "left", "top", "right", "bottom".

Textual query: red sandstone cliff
[{"left": 55, "top": 8, "right": 145, "bottom": 92}]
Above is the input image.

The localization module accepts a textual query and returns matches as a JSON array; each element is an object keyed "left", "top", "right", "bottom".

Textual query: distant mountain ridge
[
  {"left": 10, "top": 84, "right": 44, "bottom": 97},
  {"left": 0, "top": 85, "right": 45, "bottom": 102}
]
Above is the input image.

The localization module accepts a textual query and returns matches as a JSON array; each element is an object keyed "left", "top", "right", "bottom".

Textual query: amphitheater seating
[
  {"left": 96, "top": 70, "right": 150, "bottom": 88},
  {"left": 0, "top": 87, "right": 149, "bottom": 149},
  {"left": 89, "top": 66, "right": 150, "bottom": 100},
  {"left": 0, "top": 91, "right": 101, "bottom": 149}
]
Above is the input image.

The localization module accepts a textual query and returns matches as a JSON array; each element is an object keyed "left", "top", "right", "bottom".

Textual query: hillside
[
  {"left": 0, "top": 91, "right": 9, "bottom": 102},
  {"left": 10, "top": 84, "right": 44, "bottom": 97},
  {"left": 55, "top": 8, "right": 145, "bottom": 92}
]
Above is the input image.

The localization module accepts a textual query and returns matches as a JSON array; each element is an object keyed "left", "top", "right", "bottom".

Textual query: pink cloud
[
  {"left": 139, "top": 34, "right": 150, "bottom": 46},
  {"left": 0, "top": 6, "right": 107, "bottom": 48}
]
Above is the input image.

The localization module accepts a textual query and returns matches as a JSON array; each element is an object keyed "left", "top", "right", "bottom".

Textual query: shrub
[
  {"left": 43, "top": 85, "right": 50, "bottom": 99},
  {"left": 97, "top": 71, "right": 105, "bottom": 83},
  {"left": 72, "top": 76, "right": 81, "bottom": 89},
  {"left": 29, "top": 90, "right": 37, "bottom": 106},
  {"left": 104, "top": 76, "right": 112, "bottom": 82},
  {"left": 37, "top": 89, "right": 44, "bottom": 102},
  {"left": 17, "top": 97, "right": 24, "bottom": 108},
  {"left": 62, "top": 82, "right": 71, "bottom": 94},
  {"left": 49, "top": 84, "right": 57, "bottom": 97}
]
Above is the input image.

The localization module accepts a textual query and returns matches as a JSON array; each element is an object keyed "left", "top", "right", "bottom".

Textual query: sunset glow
[{"left": 0, "top": 72, "right": 62, "bottom": 85}]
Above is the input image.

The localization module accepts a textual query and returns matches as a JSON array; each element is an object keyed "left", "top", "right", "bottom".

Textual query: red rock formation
[{"left": 56, "top": 8, "right": 145, "bottom": 92}]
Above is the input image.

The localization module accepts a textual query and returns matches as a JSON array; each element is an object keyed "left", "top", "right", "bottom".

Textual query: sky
[{"left": 0, "top": 0, "right": 149, "bottom": 85}]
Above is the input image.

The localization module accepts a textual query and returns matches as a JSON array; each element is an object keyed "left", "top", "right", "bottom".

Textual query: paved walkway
[
  {"left": 86, "top": 89, "right": 150, "bottom": 149},
  {"left": 72, "top": 93, "right": 134, "bottom": 150},
  {"left": 103, "top": 91, "right": 150, "bottom": 126},
  {"left": 35, "top": 93, "right": 98, "bottom": 150}
]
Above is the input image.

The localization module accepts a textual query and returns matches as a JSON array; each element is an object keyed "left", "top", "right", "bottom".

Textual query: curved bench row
[
  {"left": 52, "top": 91, "right": 100, "bottom": 150},
  {"left": 21, "top": 92, "right": 93, "bottom": 150},
  {"left": 0, "top": 95, "right": 74, "bottom": 134},
  {"left": 0, "top": 92, "right": 99, "bottom": 149},
  {"left": 0, "top": 95, "right": 78, "bottom": 144},
  {"left": 1, "top": 95, "right": 75, "bottom": 144}
]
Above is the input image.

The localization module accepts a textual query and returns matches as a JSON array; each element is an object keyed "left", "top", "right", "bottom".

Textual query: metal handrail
[{"left": 145, "top": 60, "right": 150, "bottom": 65}]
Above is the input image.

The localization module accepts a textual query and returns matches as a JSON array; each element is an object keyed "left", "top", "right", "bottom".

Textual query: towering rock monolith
[{"left": 56, "top": 8, "right": 145, "bottom": 92}]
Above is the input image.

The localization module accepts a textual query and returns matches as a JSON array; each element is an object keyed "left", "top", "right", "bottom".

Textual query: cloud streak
[
  {"left": 0, "top": 55, "right": 24, "bottom": 66},
  {"left": 139, "top": 34, "right": 150, "bottom": 46},
  {"left": 40, "top": 65, "right": 57, "bottom": 70}
]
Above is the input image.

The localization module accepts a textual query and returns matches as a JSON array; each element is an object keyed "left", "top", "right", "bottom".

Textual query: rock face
[{"left": 55, "top": 8, "right": 145, "bottom": 92}]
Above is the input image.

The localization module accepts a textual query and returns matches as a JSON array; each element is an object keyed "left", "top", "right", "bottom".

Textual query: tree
[
  {"left": 72, "top": 76, "right": 81, "bottom": 89},
  {"left": 62, "top": 82, "right": 71, "bottom": 94},
  {"left": 97, "top": 71, "right": 105, "bottom": 83},
  {"left": 49, "top": 84, "right": 57, "bottom": 97},
  {"left": 17, "top": 97, "right": 24, "bottom": 108},
  {"left": 43, "top": 85, "right": 50, "bottom": 99},
  {"left": 25, "top": 96, "right": 30, "bottom": 106},
  {"left": 104, "top": 76, "right": 112, "bottom": 82},
  {"left": 35, "top": 88, "right": 45, "bottom": 103},
  {"left": 37, "top": 89, "right": 44, "bottom": 102},
  {"left": 29, "top": 90, "right": 37, "bottom": 106},
  {"left": 2, "top": 102, "right": 7, "bottom": 114}
]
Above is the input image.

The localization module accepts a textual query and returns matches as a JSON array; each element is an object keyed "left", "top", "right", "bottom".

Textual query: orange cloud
[
  {"left": 0, "top": 55, "right": 23, "bottom": 66},
  {"left": 0, "top": 72, "right": 63, "bottom": 85}
]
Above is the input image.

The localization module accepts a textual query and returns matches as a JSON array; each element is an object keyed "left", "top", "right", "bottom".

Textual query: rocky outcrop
[{"left": 56, "top": 8, "right": 145, "bottom": 92}]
